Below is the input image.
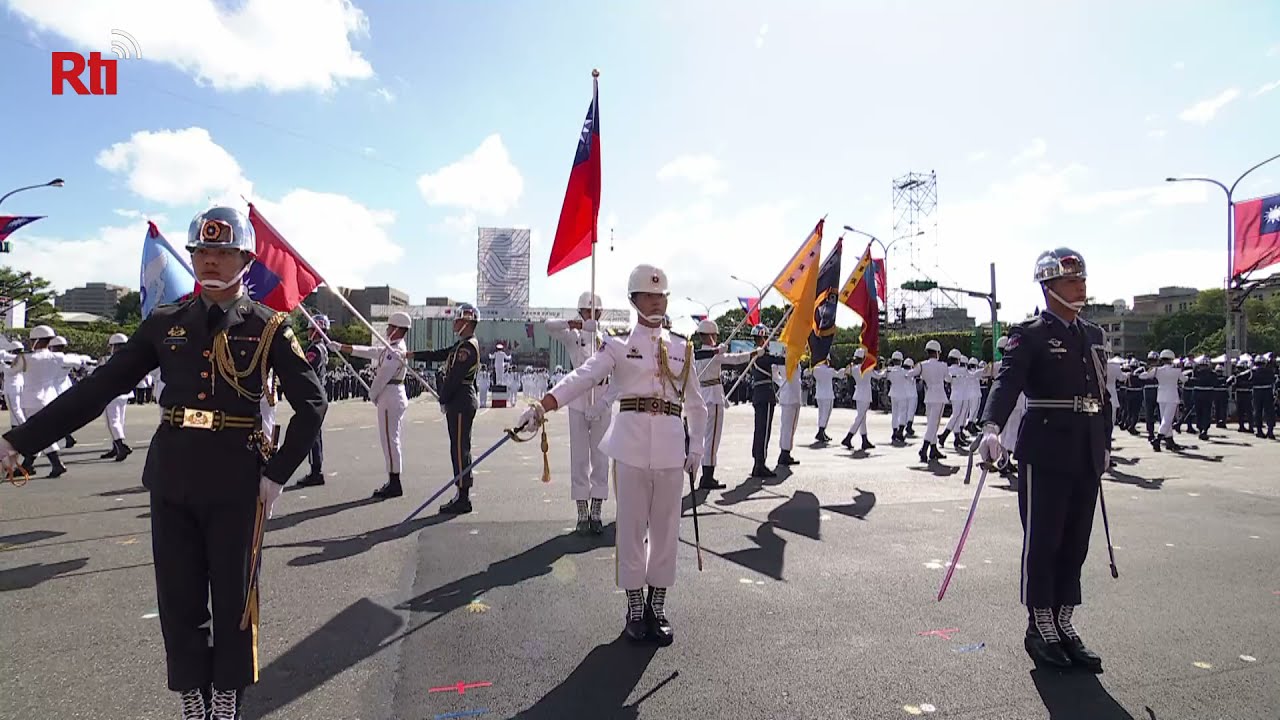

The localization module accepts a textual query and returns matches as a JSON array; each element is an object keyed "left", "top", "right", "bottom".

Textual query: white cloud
[
  {"left": 1144, "top": 113, "right": 1160, "bottom": 123},
  {"left": 7, "top": 0, "right": 374, "bottom": 92},
  {"left": 249, "top": 189, "right": 401, "bottom": 288},
  {"left": 1147, "top": 129, "right": 1167, "bottom": 140},
  {"left": 416, "top": 134, "right": 524, "bottom": 215},
  {"left": 1061, "top": 180, "right": 1209, "bottom": 213},
  {"left": 756, "top": 23, "right": 769, "bottom": 49},
  {"left": 1172, "top": 60, "right": 1186, "bottom": 71},
  {"left": 13, "top": 222, "right": 148, "bottom": 295},
  {"left": 1178, "top": 88, "right": 1240, "bottom": 124},
  {"left": 1254, "top": 80, "right": 1280, "bottom": 98},
  {"left": 436, "top": 213, "right": 477, "bottom": 246},
  {"left": 967, "top": 150, "right": 988, "bottom": 162},
  {"left": 96, "top": 127, "right": 252, "bottom": 206},
  {"left": 434, "top": 270, "right": 476, "bottom": 299},
  {"left": 1268, "top": 45, "right": 1279, "bottom": 57},
  {"left": 656, "top": 154, "right": 728, "bottom": 195},
  {"left": 372, "top": 87, "right": 396, "bottom": 103},
  {"left": 1011, "top": 138, "right": 1047, "bottom": 164}
]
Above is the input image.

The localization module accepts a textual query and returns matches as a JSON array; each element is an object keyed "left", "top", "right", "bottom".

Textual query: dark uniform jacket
[
  {"left": 305, "top": 339, "right": 329, "bottom": 386},
  {"left": 4, "top": 295, "right": 327, "bottom": 501},
  {"left": 1188, "top": 367, "right": 1219, "bottom": 391},
  {"left": 411, "top": 336, "right": 479, "bottom": 410},
  {"left": 749, "top": 352, "right": 785, "bottom": 404},
  {"left": 980, "top": 312, "right": 1110, "bottom": 479}
]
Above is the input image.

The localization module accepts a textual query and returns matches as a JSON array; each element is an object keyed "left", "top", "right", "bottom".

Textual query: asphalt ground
[{"left": 1, "top": 397, "right": 1277, "bottom": 720}]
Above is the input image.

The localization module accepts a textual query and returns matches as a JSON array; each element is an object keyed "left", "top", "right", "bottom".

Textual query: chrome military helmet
[
  {"left": 1033, "top": 247, "right": 1087, "bottom": 284},
  {"left": 187, "top": 206, "right": 256, "bottom": 255}
]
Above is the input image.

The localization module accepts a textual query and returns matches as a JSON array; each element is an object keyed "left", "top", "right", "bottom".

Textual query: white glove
[
  {"left": 581, "top": 319, "right": 598, "bottom": 333},
  {"left": 259, "top": 476, "right": 284, "bottom": 519},
  {"left": 977, "top": 425, "right": 1003, "bottom": 464},
  {"left": 684, "top": 451, "right": 703, "bottom": 475},
  {"left": 0, "top": 437, "right": 19, "bottom": 472},
  {"left": 518, "top": 403, "right": 545, "bottom": 431},
  {"left": 327, "top": 340, "right": 343, "bottom": 351}
]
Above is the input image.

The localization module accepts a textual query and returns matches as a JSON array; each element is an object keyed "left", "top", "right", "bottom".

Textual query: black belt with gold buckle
[
  {"left": 618, "top": 396, "right": 682, "bottom": 416},
  {"left": 161, "top": 406, "right": 259, "bottom": 430},
  {"left": 701, "top": 379, "right": 721, "bottom": 387},
  {"left": 1025, "top": 396, "right": 1102, "bottom": 415}
]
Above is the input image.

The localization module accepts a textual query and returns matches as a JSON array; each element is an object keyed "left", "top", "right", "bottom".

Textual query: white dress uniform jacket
[
  {"left": 546, "top": 317, "right": 613, "bottom": 502},
  {"left": 2, "top": 351, "right": 24, "bottom": 425},
  {"left": 351, "top": 339, "right": 409, "bottom": 473}
]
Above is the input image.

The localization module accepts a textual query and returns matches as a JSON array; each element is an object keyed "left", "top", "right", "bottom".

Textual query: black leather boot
[
  {"left": 46, "top": 452, "right": 67, "bottom": 478},
  {"left": 860, "top": 435, "right": 874, "bottom": 450},
  {"left": 1056, "top": 605, "right": 1103, "bottom": 673},
  {"left": 645, "top": 587, "right": 674, "bottom": 646},
  {"left": 372, "top": 472, "right": 403, "bottom": 499},
  {"left": 841, "top": 433, "right": 854, "bottom": 449},
  {"left": 929, "top": 443, "right": 946, "bottom": 461},
  {"left": 918, "top": 442, "right": 929, "bottom": 463},
  {"left": 114, "top": 440, "right": 132, "bottom": 462},
  {"left": 751, "top": 463, "right": 776, "bottom": 478},
  {"left": 440, "top": 487, "right": 472, "bottom": 514},
  {"left": 698, "top": 465, "right": 725, "bottom": 490},
  {"left": 178, "top": 689, "right": 207, "bottom": 720},
  {"left": 1025, "top": 608, "right": 1073, "bottom": 669},
  {"left": 100, "top": 440, "right": 119, "bottom": 459},
  {"left": 295, "top": 470, "right": 325, "bottom": 487},
  {"left": 777, "top": 450, "right": 799, "bottom": 465},
  {"left": 624, "top": 589, "right": 648, "bottom": 641}
]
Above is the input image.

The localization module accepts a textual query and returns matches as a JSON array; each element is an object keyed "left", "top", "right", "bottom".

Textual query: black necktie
[{"left": 207, "top": 304, "right": 225, "bottom": 332}]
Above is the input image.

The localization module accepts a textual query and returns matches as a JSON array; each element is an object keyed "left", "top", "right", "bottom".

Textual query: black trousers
[
  {"left": 447, "top": 405, "right": 476, "bottom": 492},
  {"left": 1016, "top": 461, "right": 1099, "bottom": 609},
  {"left": 1143, "top": 391, "right": 1158, "bottom": 436},
  {"left": 150, "top": 492, "right": 258, "bottom": 692},
  {"left": 1251, "top": 391, "right": 1275, "bottom": 433},
  {"left": 751, "top": 400, "right": 775, "bottom": 463},
  {"left": 1195, "top": 394, "right": 1214, "bottom": 431},
  {"left": 1213, "top": 389, "right": 1228, "bottom": 425},
  {"left": 1124, "top": 392, "right": 1142, "bottom": 429},
  {"left": 308, "top": 429, "right": 323, "bottom": 474},
  {"left": 1236, "top": 390, "right": 1252, "bottom": 429}
]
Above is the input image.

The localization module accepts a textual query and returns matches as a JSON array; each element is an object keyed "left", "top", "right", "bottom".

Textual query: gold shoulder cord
[
  {"left": 211, "top": 312, "right": 288, "bottom": 402},
  {"left": 657, "top": 336, "right": 692, "bottom": 400}
]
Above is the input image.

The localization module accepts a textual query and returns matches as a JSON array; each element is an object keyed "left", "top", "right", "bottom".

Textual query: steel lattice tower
[{"left": 887, "top": 171, "right": 956, "bottom": 327}]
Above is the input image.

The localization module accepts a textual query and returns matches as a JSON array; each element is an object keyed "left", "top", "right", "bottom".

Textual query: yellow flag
[{"left": 772, "top": 219, "right": 824, "bottom": 381}]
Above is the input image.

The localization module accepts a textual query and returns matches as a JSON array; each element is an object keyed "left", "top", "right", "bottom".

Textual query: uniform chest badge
[
  {"left": 1048, "top": 338, "right": 1063, "bottom": 348},
  {"left": 167, "top": 326, "right": 187, "bottom": 338},
  {"left": 626, "top": 347, "right": 643, "bottom": 359}
]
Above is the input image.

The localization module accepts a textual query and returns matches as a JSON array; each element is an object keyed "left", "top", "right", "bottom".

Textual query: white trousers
[
  {"left": 924, "top": 402, "right": 947, "bottom": 442},
  {"left": 568, "top": 408, "right": 610, "bottom": 500},
  {"left": 965, "top": 393, "right": 981, "bottom": 424},
  {"left": 778, "top": 403, "right": 800, "bottom": 451},
  {"left": 614, "top": 462, "right": 683, "bottom": 590},
  {"left": 944, "top": 397, "right": 969, "bottom": 433},
  {"left": 104, "top": 397, "right": 127, "bottom": 441},
  {"left": 6, "top": 392, "right": 25, "bottom": 426},
  {"left": 478, "top": 386, "right": 488, "bottom": 407},
  {"left": 846, "top": 399, "right": 872, "bottom": 437},
  {"left": 376, "top": 395, "right": 408, "bottom": 473},
  {"left": 816, "top": 399, "right": 834, "bottom": 429},
  {"left": 890, "top": 396, "right": 912, "bottom": 429},
  {"left": 702, "top": 403, "right": 726, "bottom": 466},
  {"left": 1158, "top": 401, "right": 1178, "bottom": 437},
  {"left": 1000, "top": 395, "right": 1026, "bottom": 452}
]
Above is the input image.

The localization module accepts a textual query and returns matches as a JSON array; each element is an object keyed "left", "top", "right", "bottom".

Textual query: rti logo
[{"left": 51, "top": 29, "right": 140, "bottom": 96}]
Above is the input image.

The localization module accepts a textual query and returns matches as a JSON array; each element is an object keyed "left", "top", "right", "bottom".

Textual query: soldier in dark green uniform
[
  {"left": 0, "top": 206, "right": 326, "bottom": 720},
  {"left": 295, "top": 313, "right": 331, "bottom": 487},
  {"left": 411, "top": 302, "right": 481, "bottom": 514}
]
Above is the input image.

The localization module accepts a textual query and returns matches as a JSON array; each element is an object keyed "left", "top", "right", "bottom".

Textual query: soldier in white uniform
[
  {"left": 885, "top": 351, "right": 914, "bottom": 443},
  {"left": 772, "top": 362, "right": 803, "bottom": 465},
  {"left": 842, "top": 348, "right": 884, "bottom": 451},
  {"left": 938, "top": 349, "right": 969, "bottom": 448},
  {"left": 1138, "top": 348, "right": 1184, "bottom": 452},
  {"left": 692, "top": 319, "right": 755, "bottom": 489},
  {"left": 98, "top": 333, "right": 134, "bottom": 461},
  {"left": 477, "top": 365, "right": 490, "bottom": 407},
  {"left": 807, "top": 359, "right": 845, "bottom": 444},
  {"left": 48, "top": 336, "right": 82, "bottom": 449},
  {"left": 917, "top": 339, "right": 952, "bottom": 463},
  {"left": 903, "top": 357, "right": 920, "bottom": 437},
  {"left": 2, "top": 340, "right": 24, "bottom": 427},
  {"left": 521, "top": 264, "right": 708, "bottom": 646},
  {"left": 14, "top": 325, "right": 87, "bottom": 476},
  {"left": 546, "top": 292, "right": 613, "bottom": 534},
  {"left": 490, "top": 344, "right": 510, "bottom": 399},
  {"left": 331, "top": 311, "right": 412, "bottom": 498},
  {"left": 551, "top": 365, "right": 566, "bottom": 386}
]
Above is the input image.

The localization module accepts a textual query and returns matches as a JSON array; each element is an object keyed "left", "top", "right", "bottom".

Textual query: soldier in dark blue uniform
[
  {"left": 978, "top": 247, "right": 1108, "bottom": 673},
  {"left": 295, "top": 313, "right": 331, "bottom": 487},
  {"left": 0, "top": 206, "right": 326, "bottom": 720},
  {"left": 411, "top": 302, "right": 481, "bottom": 514},
  {"left": 1141, "top": 351, "right": 1160, "bottom": 441},
  {"left": 1188, "top": 356, "right": 1218, "bottom": 440},
  {"left": 747, "top": 323, "right": 785, "bottom": 478},
  {"left": 1250, "top": 354, "right": 1277, "bottom": 439}
]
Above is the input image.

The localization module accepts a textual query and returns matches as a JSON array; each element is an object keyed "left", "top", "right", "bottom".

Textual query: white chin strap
[
  {"left": 1046, "top": 286, "right": 1086, "bottom": 311},
  {"left": 629, "top": 299, "right": 665, "bottom": 325},
  {"left": 199, "top": 264, "right": 249, "bottom": 291}
]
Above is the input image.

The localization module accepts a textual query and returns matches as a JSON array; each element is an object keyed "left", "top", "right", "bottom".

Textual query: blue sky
[{"left": 0, "top": 0, "right": 1277, "bottom": 333}]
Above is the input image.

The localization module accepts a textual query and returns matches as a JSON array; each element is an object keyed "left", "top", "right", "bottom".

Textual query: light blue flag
[{"left": 140, "top": 221, "right": 196, "bottom": 318}]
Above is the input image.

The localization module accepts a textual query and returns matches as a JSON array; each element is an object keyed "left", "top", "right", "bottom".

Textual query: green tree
[
  {"left": 114, "top": 291, "right": 142, "bottom": 324},
  {"left": 0, "top": 266, "right": 57, "bottom": 323}
]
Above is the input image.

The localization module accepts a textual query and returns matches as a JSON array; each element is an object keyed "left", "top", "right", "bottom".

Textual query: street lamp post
[
  {"left": 902, "top": 262, "right": 1001, "bottom": 359},
  {"left": 1182, "top": 331, "right": 1195, "bottom": 357},
  {"left": 1166, "top": 152, "right": 1280, "bottom": 360},
  {"left": 0, "top": 178, "right": 65, "bottom": 208},
  {"left": 686, "top": 296, "right": 729, "bottom": 319}
]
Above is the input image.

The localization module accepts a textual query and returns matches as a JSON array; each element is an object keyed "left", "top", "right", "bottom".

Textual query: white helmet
[
  {"left": 108, "top": 333, "right": 128, "bottom": 345},
  {"left": 1159, "top": 349, "right": 1176, "bottom": 361},
  {"left": 388, "top": 311, "right": 412, "bottom": 329},
  {"left": 577, "top": 291, "right": 602, "bottom": 309},
  {"left": 854, "top": 347, "right": 866, "bottom": 359},
  {"left": 49, "top": 336, "right": 68, "bottom": 348},
  {"left": 891, "top": 350, "right": 904, "bottom": 361},
  {"left": 627, "top": 264, "right": 669, "bottom": 295},
  {"left": 903, "top": 358, "right": 915, "bottom": 368},
  {"left": 996, "top": 336, "right": 1009, "bottom": 350},
  {"left": 967, "top": 357, "right": 978, "bottom": 367},
  {"left": 947, "top": 348, "right": 962, "bottom": 360},
  {"left": 29, "top": 325, "right": 55, "bottom": 340},
  {"left": 696, "top": 319, "right": 719, "bottom": 336},
  {"left": 750, "top": 324, "right": 769, "bottom": 338},
  {"left": 8, "top": 340, "right": 23, "bottom": 351},
  {"left": 925, "top": 339, "right": 942, "bottom": 353}
]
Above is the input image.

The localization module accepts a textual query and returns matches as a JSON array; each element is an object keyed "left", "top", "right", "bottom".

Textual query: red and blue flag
[
  {"left": 547, "top": 75, "right": 601, "bottom": 276},
  {"left": 245, "top": 204, "right": 323, "bottom": 312}
]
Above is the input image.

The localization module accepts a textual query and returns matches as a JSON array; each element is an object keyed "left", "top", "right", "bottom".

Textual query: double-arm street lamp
[
  {"left": 1166, "top": 152, "right": 1280, "bottom": 359},
  {"left": 0, "top": 178, "right": 64, "bottom": 208},
  {"left": 901, "top": 264, "right": 1001, "bottom": 358}
]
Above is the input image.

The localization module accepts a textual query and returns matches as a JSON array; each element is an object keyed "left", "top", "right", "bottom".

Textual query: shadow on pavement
[
  {"left": 265, "top": 497, "right": 381, "bottom": 532},
  {"left": 0, "top": 558, "right": 90, "bottom": 591},
  {"left": 1031, "top": 669, "right": 1135, "bottom": 719},
  {"left": 270, "top": 514, "right": 456, "bottom": 566},
  {"left": 1105, "top": 470, "right": 1165, "bottom": 490},
  {"left": 0, "top": 529, "right": 64, "bottom": 547},
  {"left": 823, "top": 488, "right": 877, "bottom": 520},
  {"left": 514, "top": 635, "right": 661, "bottom": 719}
]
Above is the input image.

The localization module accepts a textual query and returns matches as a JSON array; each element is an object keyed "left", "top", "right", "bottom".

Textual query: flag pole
[
  {"left": 719, "top": 304, "right": 795, "bottom": 402},
  {"left": 297, "top": 304, "right": 372, "bottom": 395}
]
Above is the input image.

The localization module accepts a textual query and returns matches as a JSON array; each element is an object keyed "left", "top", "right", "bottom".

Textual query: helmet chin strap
[
  {"left": 199, "top": 264, "right": 249, "bottom": 291},
  {"left": 630, "top": 298, "right": 665, "bottom": 325},
  {"left": 1046, "top": 286, "right": 1086, "bottom": 311}
]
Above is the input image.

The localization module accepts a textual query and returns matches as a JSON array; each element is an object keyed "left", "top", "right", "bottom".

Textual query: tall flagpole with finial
[{"left": 589, "top": 69, "right": 601, "bottom": 406}]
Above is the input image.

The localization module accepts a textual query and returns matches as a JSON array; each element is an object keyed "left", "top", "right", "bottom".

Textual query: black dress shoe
[
  {"left": 372, "top": 482, "right": 403, "bottom": 499},
  {"left": 841, "top": 434, "right": 854, "bottom": 449},
  {"left": 589, "top": 518, "right": 604, "bottom": 535},
  {"left": 751, "top": 464, "right": 776, "bottom": 478},
  {"left": 439, "top": 496, "right": 472, "bottom": 514},
  {"left": 777, "top": 452, "right": 799, "bottom": 466},
  {"left": 1024, "top": 635, "right": 1073, "bottom": 669},
  {"left": 644, "top": 603, "right": 674, "bottom": 646},
  {"left": 114, "top": 444, "right": 132, "bottom": 462},
  {"left": 698, "top": 477, "right": 726, "bottom": 490},
  {"left": 295, "top": 473, "right": 325, "bottom": 487},
  {"left": 624, "top": 617, "right": 648, "bottom": 642},
  {"left": 100, "top": 446, "right": 118, "bottom": 459},
  {"left": 1061, "top": 638, "right": 1103, "bottom": 673},
  {"left": 860, "top": 436, "right": 875, "bottom": 450},
  {"left": 575, "top": 519, "right": 591, "bottom": 536}
]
